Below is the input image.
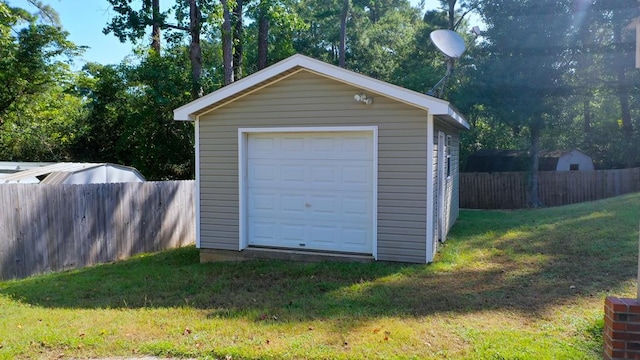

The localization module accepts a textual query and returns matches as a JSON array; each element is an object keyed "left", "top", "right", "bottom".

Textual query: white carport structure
[{"left": 0, "top": 163, "right": 145, "bottom": 184}]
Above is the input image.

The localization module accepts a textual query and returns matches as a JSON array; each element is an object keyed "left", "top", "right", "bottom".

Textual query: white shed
[
  {"left": 547, "top": 149, "right": 595, "bottom": 171},
  {"left": 0, "top": 163, "right": 145, "bottom": 184}
]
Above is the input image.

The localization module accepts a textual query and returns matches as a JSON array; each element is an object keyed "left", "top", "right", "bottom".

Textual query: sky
[{"left": 8, "top": 0, "right": 444, "bottom": 66}]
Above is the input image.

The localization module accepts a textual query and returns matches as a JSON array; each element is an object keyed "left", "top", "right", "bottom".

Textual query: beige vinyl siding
[
  {"left": 198, "top": 70, "right": 428, "bottom": 263},
  {"left": 432, "top": 122, "right": 461, "bottom": 242}
]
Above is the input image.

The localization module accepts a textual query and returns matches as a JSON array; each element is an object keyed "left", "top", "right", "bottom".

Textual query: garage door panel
[
  {"left": 281, "top": 194, "right": 306, "bottom": 214},
  {"left": 307, "top": 195, "right": 337, "bottom": 213},
  {"left": 246, "top": 131, "right": 374, "bottom": 254},
  {"left": 248, "top": 159, "right": 373, "bottom": 190},
  {"left": 281, "top": 165, "right": 305, "bottom": 183},
  {"left": 248, "top": 132, "right": 373, "bottom": 161},
  {"left": 310, "top": 225, "right": 338, "bottom": 245},
  {"left": 251, "top": 221, "right": 277, "bottom": 242},
  {"left": 281, "top": 224, "right": 305, "bottom": 244},
  {"left": 251, "top": 192, "right": 276, "bottom": 211}
]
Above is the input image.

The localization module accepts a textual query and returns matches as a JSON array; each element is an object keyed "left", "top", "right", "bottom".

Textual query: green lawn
[{"left": 1, "top": 193, "right": 639, "bottom": 359}]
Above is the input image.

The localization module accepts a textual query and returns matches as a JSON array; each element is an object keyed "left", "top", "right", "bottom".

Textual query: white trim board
[
  {"left": 195, "top": 117, "right": 201, "bottom": 248},
  {"left": 237, "top": 126, "right": 378, "bottom": 259},
  {"left": 425, "top": 114, "right": 435, "bottom": 263}
]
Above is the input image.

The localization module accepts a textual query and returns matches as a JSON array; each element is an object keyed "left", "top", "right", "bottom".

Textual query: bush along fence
[
  {"left": 0, "top": 181, "right": 195, "bottom": 280},
  {"left": 460, "top": 167, "right": 640, "bottom": 209}
]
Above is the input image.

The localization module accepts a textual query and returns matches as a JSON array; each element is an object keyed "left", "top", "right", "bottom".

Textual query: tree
[
  {"left": 104, "top": 0, "right": 164, "bottom": 52},
  {"left": 256, "top": 0, "right": 269, "bottom": 69},
  {"left": 221, "top": 0, "right": 233, "bottom": 84},
  {"left": 0, "top": 1, "right": 81, "bottom": 122},
  {"left": 338, "top": 0, "right": 350, "bottom": 68},
  {"left": 0, "top": 1, "right": 85, "bottom": 161},
  {"left": 104, "top": 0, "right": 206, "bottom": 98},
  {"left": 477, "top": 0, "right": 574, "bottom": 207},
  {"left": 75, "top": 50, "right": 196, "bottom": 180},
  {"left": 233, "top": 0, "right": 244, "bottom": 79}
]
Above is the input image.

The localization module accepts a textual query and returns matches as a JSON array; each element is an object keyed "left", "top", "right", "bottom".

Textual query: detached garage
[{"left": 174, "top": 54, "right": 469, "bottom": 263}]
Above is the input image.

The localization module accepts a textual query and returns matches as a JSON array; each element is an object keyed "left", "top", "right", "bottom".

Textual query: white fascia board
[
  {"left": 173, "top": 54, "right": 469, "bottom": 128},
  {"left": 174, "top": 55, "right": 308, "bottom": 121}
]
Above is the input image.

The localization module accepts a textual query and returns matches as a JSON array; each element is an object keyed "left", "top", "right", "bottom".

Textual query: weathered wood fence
[
  {"left": 460, "top": 168, "right": 640, "bottom": 209},
  {"left": 0, "top": 181, "right": 195, "bottom": 280}
]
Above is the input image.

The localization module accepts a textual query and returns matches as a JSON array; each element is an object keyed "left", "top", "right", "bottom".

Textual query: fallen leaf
[{"left": 373, "top": 328, "right": 381, "bottom": 333}]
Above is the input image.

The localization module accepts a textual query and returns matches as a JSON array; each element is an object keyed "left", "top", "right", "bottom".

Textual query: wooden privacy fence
[
  {"left": 460, "top": 167, "right": 640, "bottom": 209},
  {"left": 0, "top": 181, "right": 195, "bottom": 280}
]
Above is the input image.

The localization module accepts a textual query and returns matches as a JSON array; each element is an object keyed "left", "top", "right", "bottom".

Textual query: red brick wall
[{"left": 605, "top": 297, "right": 640, "bottom": 360}]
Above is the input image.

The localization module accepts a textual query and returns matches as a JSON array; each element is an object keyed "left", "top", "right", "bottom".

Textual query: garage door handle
[{"left": 305, "top": 203, "right": 312, "bottom": 208}]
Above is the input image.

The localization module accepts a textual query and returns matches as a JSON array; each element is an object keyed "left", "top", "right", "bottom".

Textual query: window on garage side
[{"left": 446, "top": 135, "right": 452, "bottom": 178}]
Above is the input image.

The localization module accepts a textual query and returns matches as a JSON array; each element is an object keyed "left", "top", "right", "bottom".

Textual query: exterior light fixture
[{"left": 354, "top": 93, "right": 373, "bottom": 105}]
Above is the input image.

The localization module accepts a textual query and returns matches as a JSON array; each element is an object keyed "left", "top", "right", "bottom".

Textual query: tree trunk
[
  {"left": 528, "top": 120, "right": 543, "bottom": 208},
  {"left": 151, "top": 0, "right": 161, "bottom": 52},
  {"left": 257, "top": 1, "right": 269, "bottom": 70},
  {"left": 233, "top": 0, "right": 243, "bottom": 80},
  {"left": 221, "top": 0, "right": 234, "bottom": 85},
  {"left": 189, "top": 0, "right": 203, "bottom": 98},
  {"left": 338, "top": 0, "right": 349, "bottom": 68},
  {"left": 447, "top": 0, "right": 456, "bottom": 30}
]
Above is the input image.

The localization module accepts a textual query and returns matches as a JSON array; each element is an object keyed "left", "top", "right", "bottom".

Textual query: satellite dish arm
[{"left": 427, "top": 57, "right": 456, "bottom": 98}]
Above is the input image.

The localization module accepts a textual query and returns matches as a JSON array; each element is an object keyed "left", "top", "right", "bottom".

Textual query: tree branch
[
  {"left": 454, "top": 5, "right": 479, "bottom": 31},
  {"left": 161, "top": 23, "right": 189, "bottom": 32}
]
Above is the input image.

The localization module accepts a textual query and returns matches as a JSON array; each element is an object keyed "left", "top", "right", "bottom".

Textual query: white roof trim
[{"left": 173, "top": 54, "right": 469, "bottom": 130}]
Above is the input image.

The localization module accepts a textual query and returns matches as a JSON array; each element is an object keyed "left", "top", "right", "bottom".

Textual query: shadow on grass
[{"left": 1, "top": 193, "right": 638, "bottom": 321}]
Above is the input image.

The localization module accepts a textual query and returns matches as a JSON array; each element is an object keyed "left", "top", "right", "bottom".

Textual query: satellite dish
[{"left": 430, "top": 29, "right": 466, "bottom": 58}]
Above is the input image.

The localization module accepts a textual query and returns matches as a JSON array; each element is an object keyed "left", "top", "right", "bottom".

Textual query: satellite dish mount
[{"left": 427, "top": 28, "right": 479, "bottom": 98}]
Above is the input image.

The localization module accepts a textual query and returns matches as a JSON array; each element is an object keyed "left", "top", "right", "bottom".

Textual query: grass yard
[{"left": 1, "top": 193, "right": 639, "bottom": 359}]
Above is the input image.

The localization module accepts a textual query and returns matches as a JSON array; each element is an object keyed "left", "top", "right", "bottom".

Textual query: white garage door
[{"left": 246, "top": 131, "right": 374, "bottom": 254}]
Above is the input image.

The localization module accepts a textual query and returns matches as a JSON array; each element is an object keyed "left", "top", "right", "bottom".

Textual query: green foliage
[
  {"left": 0, "top": 1, "right": 82, "bottom": 120},
  {"left": 0, "top": 1, "right": 85, "bottom": 162},
  {"left": 243, "top": 0, "right": 307, "bottom": 71},
  {"left": 0, "top": 78, "right": 87, "bottom": 161},
  {"left": 74, "top": 50, "right": 195, "bottom": 180}
]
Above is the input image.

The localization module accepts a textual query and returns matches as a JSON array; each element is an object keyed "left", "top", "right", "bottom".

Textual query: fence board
[
  {"left": 461, "top": 168, "right": 640, "bottom": 209},
  {"left": 0, "top": 181, "right": 195, "bottom": 280}
]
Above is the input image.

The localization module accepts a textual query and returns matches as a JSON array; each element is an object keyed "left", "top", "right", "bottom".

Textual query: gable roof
[{"left": 173, "top": 54, "right": 470, "bottom": 130}]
